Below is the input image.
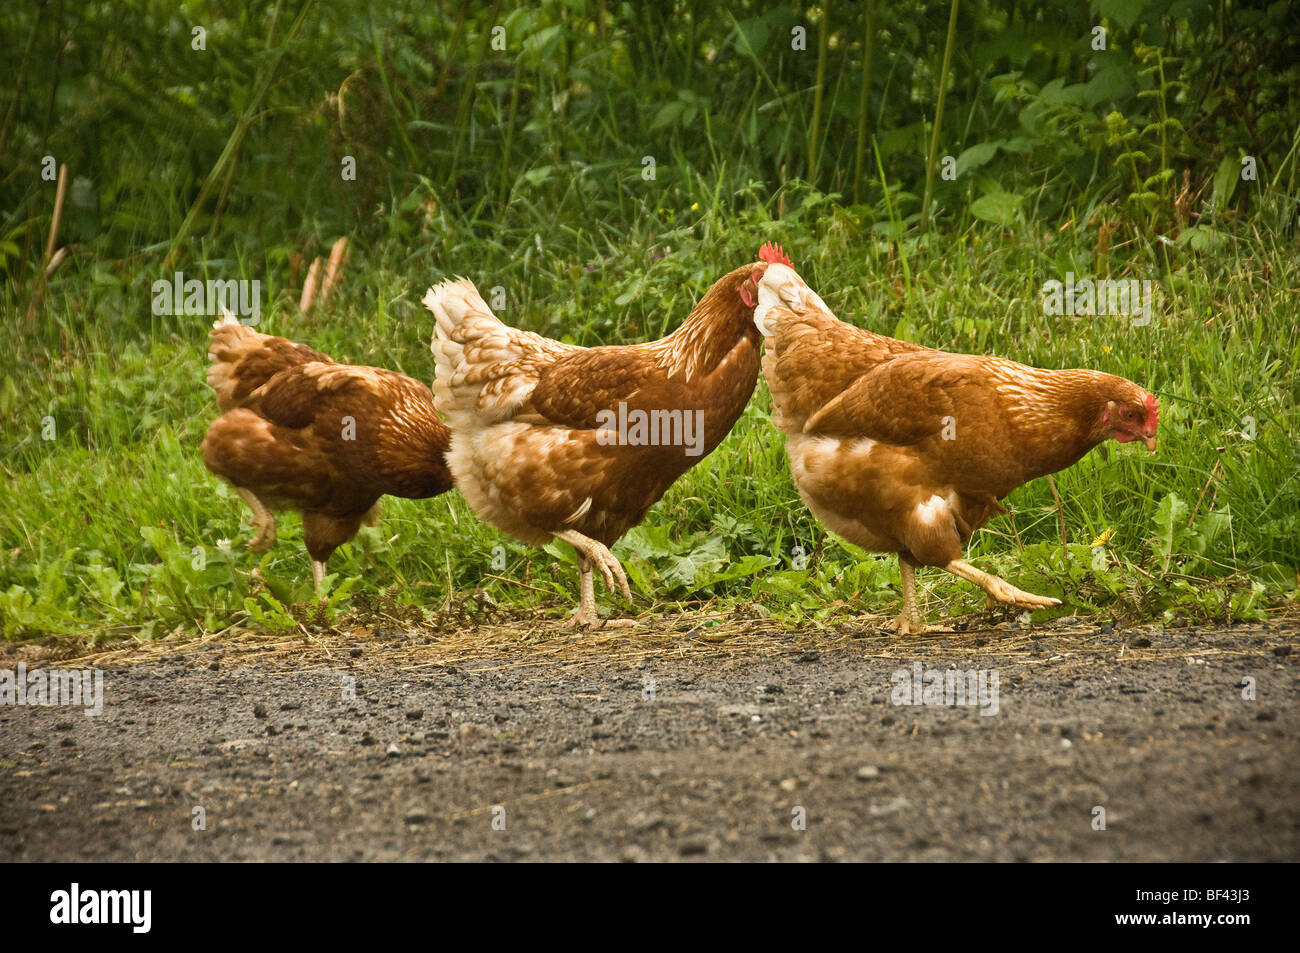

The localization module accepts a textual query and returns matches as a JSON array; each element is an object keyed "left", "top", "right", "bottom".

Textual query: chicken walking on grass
[
  {"left": 750, "top": 259, "right": 1159, "bottom": 635},
  {"left": 201, "top": 315, "right": 453, "bottom": 589},
  {"left": 423, "top": 247, "right": 789, "bottom": 627}
]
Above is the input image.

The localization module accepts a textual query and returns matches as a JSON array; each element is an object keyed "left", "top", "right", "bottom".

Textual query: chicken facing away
[
  {"left": 750, "top": 261, "right": 1159, "bottom": 635},
  {"left": 201, "top": 316, "right": 453, "bottom": 588},
  {"left": 423, "top": 247, "right": 789, "bottom": 627}
]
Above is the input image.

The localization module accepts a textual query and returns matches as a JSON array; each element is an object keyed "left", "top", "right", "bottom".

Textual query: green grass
[
  {"left": 2, "top": 1, "right": 1297, "bottom": 642},
  {"left": 2, "top": 183, "right": 1297, "bottom": 641}
]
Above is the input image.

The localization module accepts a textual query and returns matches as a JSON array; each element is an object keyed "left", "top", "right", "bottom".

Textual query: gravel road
[{"left": 2, "top": 616, "right": 1296, "bottom": 861}]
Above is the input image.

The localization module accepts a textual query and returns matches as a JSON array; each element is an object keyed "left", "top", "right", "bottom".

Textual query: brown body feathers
[
  {"left": 200, "top": 317, "right": 452, "bottom": 584},
  {"left": 751, "top": 260, "right": 1158, "bottom": 633},
  {"left": 425, "top": 261, "right": 765, "bottom": 625}
]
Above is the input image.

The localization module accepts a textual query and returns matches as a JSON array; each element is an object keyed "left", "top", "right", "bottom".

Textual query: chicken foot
[
  {"left": 554, "top": 529, "right": 633, "bottom": 629},
  {"left": 892, "top": 560, "right": 942, "bottom": 636},
  {"left": 565, "top": 554, "right": 603, "bottom": 629},
  {"left": 893, "top": 558, "right": 1060, "bottom": 636},
  {"left": 945, "top": 558, "right": 1061, "bottom": 610},
  {"left": 236, "top": 488, "right": 276, "bottom": 551}
]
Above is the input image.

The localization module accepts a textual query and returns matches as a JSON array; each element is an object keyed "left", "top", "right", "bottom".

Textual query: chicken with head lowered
[
  {"left": 201, "top": 315, "right": 453, "bottom": 589},
  {"left": 750, "top": 258, "right": 1158, "bottom": 635},
  {"left": 424, "top": 246, "right": 789, "bottom": 627}
]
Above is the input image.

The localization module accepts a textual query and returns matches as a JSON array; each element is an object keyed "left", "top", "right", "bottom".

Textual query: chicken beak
[{"left": 1142, "top": 435, "right": 1158, "bottom": 452}]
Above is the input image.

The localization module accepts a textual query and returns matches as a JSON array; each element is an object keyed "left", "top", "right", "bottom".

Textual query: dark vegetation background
[{"left": 1, "top": 0, "right": 1297, "bottom": 639}]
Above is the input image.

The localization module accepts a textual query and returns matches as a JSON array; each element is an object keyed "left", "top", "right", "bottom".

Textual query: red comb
[
  {"left": 758, "top": 242, "right": 793, "bottom": 267},
  {"left": 1144, "top": 392, "right": 1160, "bottom": 429}
]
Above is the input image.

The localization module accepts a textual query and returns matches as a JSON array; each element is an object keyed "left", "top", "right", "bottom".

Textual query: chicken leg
[
  {"left": 945, "top": 559, "right": 1061, "bottom": 610},
  {"left": 892, "top": 557, "right": 1060, "bottom": 636},
  {"left": 237, "top": 487, "right": 276, "bottom": 551},
  {"left": 893, "top": 559, "right": 941, "bottom": 636},
  {"left": 554, "top": 529, "right": 633, "bottom": 628}
]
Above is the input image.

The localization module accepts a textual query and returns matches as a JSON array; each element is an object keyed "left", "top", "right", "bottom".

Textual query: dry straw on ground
[{"left": 9, "top": 603, "right": 1293, "bottom": 677}]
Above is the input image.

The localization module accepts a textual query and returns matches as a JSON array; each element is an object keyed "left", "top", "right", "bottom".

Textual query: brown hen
[
  {"left": 422, "top": 249, "right": 787, "bottom": 627},
  {"left": 201, "top": 316, "right": 452, "bottom": 588},
  {"left": 751, "top": 261, "right": 1159, "bottom": 635}
]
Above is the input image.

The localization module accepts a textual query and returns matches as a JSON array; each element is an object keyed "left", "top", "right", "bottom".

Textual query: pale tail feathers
[
  {"left": 423, "top": 277, "right": 582, "bottom": 425},
  {"left": 423, "top": 278, "right": 498, "bottom": 347},
  {"left": 206, "top": 310, "right": 273, "bottom": 406}
]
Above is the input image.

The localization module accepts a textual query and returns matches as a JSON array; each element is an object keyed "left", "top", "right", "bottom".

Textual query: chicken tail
[
  {"left": 424, "top": 278, "right": 577, "bottom": 425},
  {"left": 209, "top": 310, "right": 264, "bottom": 352},
  {"left": 423, "top": 278, "right": 500, "bottom": 347},
  {"left": 207, "top": 311, "right": 274, "bottom": 410},
  {"left": 206, "top": 310, "right": 332, "bottom": 411}
]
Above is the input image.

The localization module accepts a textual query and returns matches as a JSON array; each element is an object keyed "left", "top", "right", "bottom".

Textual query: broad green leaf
[
  {"left": 1094, "top": 0, "right": 1152, "bottom": 31},
  {"left": 1211, "top": 153, "right": 1240, "bottom": 212},
  {"left": 693, "top": 554, "right": 778, "bottom": 590},
  {"left": 1152, "top": 492, "right": 1188, "bottom": 570},
  {"left": 650, "top": 100, "right": 685, "bottom": 131},
  {"left": 956, "top": 141, "right": 1002, "bottom": 176},
  {"left": 969, "top": 191, "right": 1023, "bottom": 226},
  {"left": 1176, "top": 225, "right": 1228, "bottom": 253},
  {"left": 1083, "top": 64, "right": 1134, "bottom": 106},
  {"left": 1196, "top": 508, "right": 1232, "bottom": 552}
]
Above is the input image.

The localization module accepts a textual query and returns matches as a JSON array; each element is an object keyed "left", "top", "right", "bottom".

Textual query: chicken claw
[
  {"left": 594, "top": 548, "right": 632, "bottom": 602},
  {"left": 892, "top": 613, "right": 942, "bottom": 637},
  {"left": 946, "top": 559, "right": 1061, "bottom": 610},
  {"left": 555, "top": 530, "right": 631, "bottom": 600},
  {"left": 555, "top": 530, "right": 633, "bottom": 628},
  {"left": 563, "top": 609, "right": 638, "bottom": 630},
  {"left": 236, "top": 488, "right": 276, "bottom": 551}
]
